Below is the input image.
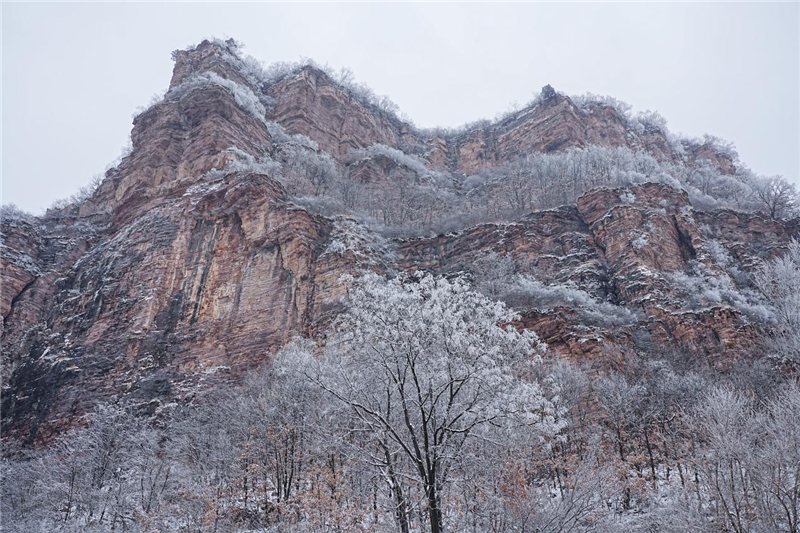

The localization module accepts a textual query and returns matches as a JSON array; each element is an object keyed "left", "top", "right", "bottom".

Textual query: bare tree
[
  {"left": 754, "top": 240, "right": 800, "bottom": 366},
  {"left": 752, "top": 175, "right": 798, "bottom": 220},
  {"left": 309, "top": 272, "right": 561, "bottom": 533}
]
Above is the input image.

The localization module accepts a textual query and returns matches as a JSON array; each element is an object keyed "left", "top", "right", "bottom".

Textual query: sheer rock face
[
  {"left": 170, "top": 39, "right": 254, "bottom": 90},
  {"left": 83, "top": 85, "right": 274, "bottom": 229},
  {"left": 0, "top": 220, "right": 40, "bottom": 333},
  {"left": 399, "top": 182, "right": 794, "bottom": 364},
  {"left": 268, "top": 69, "right": 734, "bottom": 176},
  {"left": 1, "top": 40, "right": 795, "bottom": 444},
  {"left": 268, "top": 67, "right": 422, "bottom": 159},
  {"left": 1, "top": 173, "right": 359, "bottom": 444}
]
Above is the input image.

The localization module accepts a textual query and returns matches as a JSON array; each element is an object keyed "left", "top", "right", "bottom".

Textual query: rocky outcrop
[
  {"left": 2, "top": 173, "right": 364, "bottom": 444},
  {"left": 263, "top": 52, "right": 734, "bottom": 175},
  {"left": 170, "top": 39, "right": 255, "bottom": 90},
  {"left": 84, "top": 86, "right": 274, "bottom": 228},
  {"left": 400, "top": 182, "right": 790, "bottom": 363},
  {"left": 268, "top": 67, "right": 423, "bottom": 160}
]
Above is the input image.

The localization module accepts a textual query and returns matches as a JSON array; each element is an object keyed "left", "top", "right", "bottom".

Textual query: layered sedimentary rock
[
  {"left": 1, "top": 40, "right": 795, "bottom": 445},
  {"left": 3, "top": 174, "right": 345, "bottom": 443},
  {"left": 268, "top": 66, "right": 423, "bottom": 160},
  {"left": 399, "top": 182, "right": 796, "bottom": 363},
  {"left": 268, "top": 67, "right": 735, "bottom": 176}
]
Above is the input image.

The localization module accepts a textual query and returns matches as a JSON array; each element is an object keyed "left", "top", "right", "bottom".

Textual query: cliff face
[
  {"left": 1, "top": 40, "right": 794, "bottom": 445},
  {"left": 400, "top": 183, "right": 797, "bottom": 361},
  {"left": 267, "top": 70, "right": 735, "bottom": 176},
  {"left": 268, "top": 66, "right": 423, "bottom": 160},
  {"left": 4, "top": 174, "right": 347, "bottom": 442}
]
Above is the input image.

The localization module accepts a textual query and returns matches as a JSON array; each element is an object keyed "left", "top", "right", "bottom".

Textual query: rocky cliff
[
  {"left": 266, "top": 64, "right": 736, "bottom": 176},
  {"left": 2, "top": 39, "right": 795, "bottom": 445}
]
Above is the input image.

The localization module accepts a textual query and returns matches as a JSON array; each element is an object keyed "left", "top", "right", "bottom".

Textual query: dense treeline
[
  {"left": 190, "top": 135, "right": 798, "bottom": 239},
  {"left": 3, "top": 244, "right": 799, "bottom": 533},
  {"left": 17, "top": 138, "right": 796, "bottom": 239}
]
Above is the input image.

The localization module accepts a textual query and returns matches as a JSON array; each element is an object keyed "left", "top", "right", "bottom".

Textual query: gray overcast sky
[{"left": 2, "top": 2, "right": 798, "bottom": 214}]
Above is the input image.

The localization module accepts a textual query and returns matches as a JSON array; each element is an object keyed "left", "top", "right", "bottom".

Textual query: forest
[{"left": 3, "top": 242, "right": 799, "bottom": 532}]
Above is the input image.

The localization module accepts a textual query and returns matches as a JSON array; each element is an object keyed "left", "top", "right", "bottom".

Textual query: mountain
[{"left": 1, "top": 38, "right": 797, "bottom": 446}]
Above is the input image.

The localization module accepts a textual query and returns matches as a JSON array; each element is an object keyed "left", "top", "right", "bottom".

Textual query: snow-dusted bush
[
  {"left": 471, "top": 251, "right": 518, "bottom": 299},
  {"left": 630, "top": 221, "right": 655, "bottom": 250},
  {"left": 472, "top": 253, "right": 639, "bottom": 326},
  {"left": 0, "top": 204, "right": 37, "bottom": 225},
  {"left": 265, "top": 121, "right": 319, "bottom": 150},
  {"left": 699, "top": 133, "right": 739, "bottom": 162},
  {"left": 753, "top": 240, "right": 800, "bottom": 364},
  {"left": 42, "top": 173, "right": 106, "bottom": 216},
  {"left": 318, "top": 218, "right": 395, "bottom": 265},
  {"left": 281, "top": 146, "right": 339, "bottom": 196},
  {"left": 261, "top": 121, "right": 345, "bottom": 198},
  {"left": 205, "top": 147, "right": 282, "bottom": 180},
  {"left": 632, "top": 234, "right": 649, "bottom": 250},
  {"left": 349, "top": 143, "right": 435, "bottom": 178},
  {"left": 572, "top": 92, "right": 633, "bottom": 119},
  {"left": 133, "top": 91, "right": 167, "bottom": 117},
  {"left": 705, "top": 240, "right": 732, "bottom": 268},
  {"left": 509, "top": 276, "right": 641, "bottom": 326},
  {"left": 323, "top": 239, "right": 348, "bottom": 256},
  {"left": 634, "top": 109, "right": 669, "bottom": 133},
  {"left": 668, "top": 262, "right": 774, "bottom": 324}
]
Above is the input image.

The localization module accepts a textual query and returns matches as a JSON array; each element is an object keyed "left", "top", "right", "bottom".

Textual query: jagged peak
[
  {"left": 163, "top": 37, "right": 740, "bottom": 169},
  {"left": 169, "top": 38, "right": 256, "bottom": 91},
  {"left": 165, "top": 39, "right": 605, "bottom": 142},
  {"left": 169, "top": 38, "right": 239, "bottom": 68},
  {"left": 34, "top": 37, "right": 764, "bottom": 228}
]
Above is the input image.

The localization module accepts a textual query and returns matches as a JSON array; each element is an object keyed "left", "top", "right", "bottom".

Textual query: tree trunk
[
  {"left": 644, "top": 429, "right": 657, "bottom": 488},
  {"left": 427, "top": 484, "right": 443, "bottom": 533},
  {"left": 383, "top": 447, "right": 410, "bottom": 533}
]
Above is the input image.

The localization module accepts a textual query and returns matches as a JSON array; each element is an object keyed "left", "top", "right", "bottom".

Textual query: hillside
[{"left": 1, "top": 38, "right": 799, "bottom": 533}]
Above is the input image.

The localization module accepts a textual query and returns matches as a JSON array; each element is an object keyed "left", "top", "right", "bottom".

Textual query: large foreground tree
[{"left": 308, "top": 272, "right": 561, "bottom": 533}]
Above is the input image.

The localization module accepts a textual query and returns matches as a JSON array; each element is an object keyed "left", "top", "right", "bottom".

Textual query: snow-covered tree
[
  {"left": 282, "top": 146, "right": 340, "bottom": 197},
  {"left": 309, "top": 272, "right": 560, "bottom": 533},
  {"left": 0, "top": 405, "right": 169, "bottom": 532},
  {"left": 471, "top": 251, "right": 517, "bottom": 299},
  {"left": 754, "top": 240, "right": 800, "bottom": 366},
  {"left": 690, "top": 385, "right": 800, "bottom": 533},
  {"left": 751, "top": 175, "right": 798, "bottom": 220}
]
